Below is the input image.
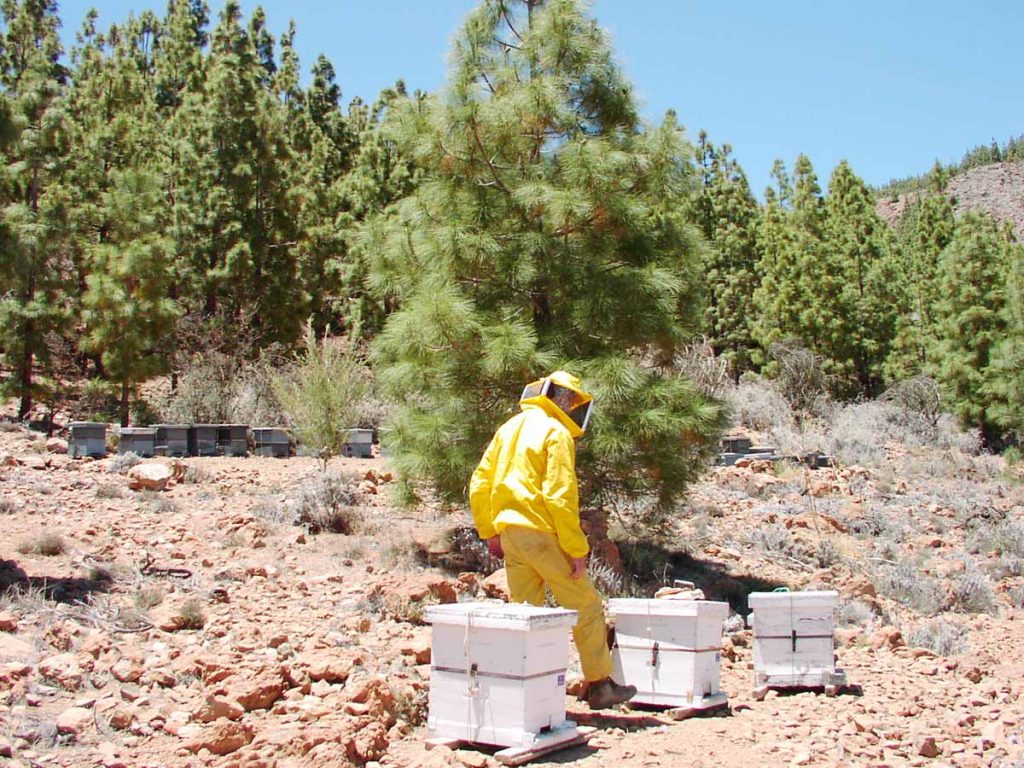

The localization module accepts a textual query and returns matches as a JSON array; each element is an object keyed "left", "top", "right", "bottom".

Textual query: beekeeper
[{"left": 469, "top": 370, "right": 636, "bottom": 710}]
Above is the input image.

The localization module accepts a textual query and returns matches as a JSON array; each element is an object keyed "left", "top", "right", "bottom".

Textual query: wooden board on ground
[
  {"left": 425, "top": 726, "right": 596, "bottom": 767},
  {"left": 664, "top": 696, "right": 729, "bottom": 721},
  {"left": 495, "top": 726, "right": 595, "bottom": 766}
]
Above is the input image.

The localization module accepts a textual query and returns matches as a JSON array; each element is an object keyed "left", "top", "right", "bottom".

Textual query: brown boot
[{"left": 586, "top": 678, "right": 637, "bottom": 710}]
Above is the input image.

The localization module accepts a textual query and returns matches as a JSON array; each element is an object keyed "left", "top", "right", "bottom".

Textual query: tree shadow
[
  {"left": 618, "top": 542, "right": 788, "bottom": 615},
  {"left": 1, "top": 559, "right": 113, "bottom": 605}
]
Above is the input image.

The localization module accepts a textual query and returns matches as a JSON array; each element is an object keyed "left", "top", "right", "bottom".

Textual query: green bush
[{"left": 273, "top": 324, "right": 371, "bottom": 468}]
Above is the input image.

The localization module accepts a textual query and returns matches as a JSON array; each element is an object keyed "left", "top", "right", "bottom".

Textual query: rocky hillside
[
  {"left": 877, "top": 159, "right": 1024, "bottom": 239},
  {"left": 1, "top": 385, "right": 1023, "bottom": 768}
]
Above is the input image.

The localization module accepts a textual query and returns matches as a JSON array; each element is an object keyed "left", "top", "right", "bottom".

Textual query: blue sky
[{"left": 53, "top": 0, "right": 1024, "bottom": 194}]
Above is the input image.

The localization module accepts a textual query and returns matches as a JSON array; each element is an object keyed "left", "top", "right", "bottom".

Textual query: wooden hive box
[
  {"left": 608, "top": 598, "right": 729, "bottom": 709},
  {"left": 748, "top": 590, "right": 846, "bottom": 692},
  {"left": 118, "top": 428, "right": 157, "bottom": 457},
  {"left": 424, "top": 603, "right": 578, "bottom": 749},
  {"left": 154, "top": 424, "right": 189, "bottom": 457},
  {"left": 69, "top": 422, "right": 107, "bottom": 458}
]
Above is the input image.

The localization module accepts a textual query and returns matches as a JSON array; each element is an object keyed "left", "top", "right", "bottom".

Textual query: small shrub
[
  {"left": 273, "top": 324, "right": 372, "bottom": 468},
  {"left": 872, "top": 561, "right": 945, "bottom": 616},
  {"left": 17, "top": 533, "right": 66, "bottom": 557},
  {"left": 178, "top": 598, "right": 206, "bottom": 629},
  {"left": 183, "top": 465, "right": 210, "bottom": 485},
  {"left": 727, "top": 377, "right": 794, "bottom": 432},
  {"left": 969, "top": 520, "right": 1024, "bottom": 559},
  {"left": 1009, "top": 585, "right": 1024, "bottom": 609},
  {"left": 379, "top": 593, "right": 436, "bottom": 624},
  {"left": 906, "top": 619, "right": 968, "bottom": 656},
  {"left": 812, "top": 539, "right": 840, "bottom": 568},
  {"left": 296, "top": 473, "right": 360, "bottom": 534},
  {"left": 0, "top": 498, "right": 17, "bottom": 514},
  {"left": 768, "top": 339, "right": 828, "bottom": 415},
  {"left": 147, "top": 498, "right": 180, "bottom": 515},
  {"left": 835, "top": 598, "right": 875, "bottom": 627},
  {"left": 747, "top": 523, "right": 798, "bottom": 557},
  {"left": 251, "top": 499, "right": 294, "bottom": 526},
  {"left": 95, "top": 484, "right": 123, "bottom": 500},
  {"left": 381, "top": 535, "right": 429, "bottom": 571},
  {"left": 134, "top": 586, "right": 164, "bottom": 610},
  {"left": 108, "top": 452, "right": 141, "bottom": 474},
  {"left": 674, "top": 338, "right": 731, "bottom": 399},
  {"left": 950, "top": 566, "right": 997, "bottom": 614},
  {"left": 991, "top": 556, "right": 1024, "bottom": 580},
  {"left": 392, "top": 686, "right": 428, "bottom": 726}
]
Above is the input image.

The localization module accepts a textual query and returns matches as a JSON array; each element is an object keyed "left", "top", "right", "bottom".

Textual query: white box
[
  {"left": 608, "top": 598, "right": 729, "bottom": 708},
  {"left": 748, "top": 591, "right": 845, "bottom": 689},
  {"left": 425, "top": 603, "right": 578, "bottom": 748}
]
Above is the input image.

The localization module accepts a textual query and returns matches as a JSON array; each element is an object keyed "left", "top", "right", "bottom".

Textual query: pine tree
[
  {"left": 690, "top": 133, "right": 760, "bottom": 377},
  {"left": 824, "top": 160, "right": 903, "bottom": 395},
  {"left": 984, "top": 225, "right": 1024, "bottom": 442},
  {"left": 363, "top": 0, "right": 723, "bottom": 514},
  {"left": 0, "top": 0, "right": 70, "bottom": 419},
  {"left": 81, "top": 170, "right": 179, "bottom": 425},
  {"left": 886, "top": 165, "right": 955, "bottom": 380},
  {"left": 929, "top": 212, "right": 1009, "bottom": 442}
]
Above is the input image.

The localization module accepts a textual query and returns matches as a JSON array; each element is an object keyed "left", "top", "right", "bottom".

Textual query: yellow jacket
[{"left": 469, "top": 400, "right": 589, "bottom": 558}]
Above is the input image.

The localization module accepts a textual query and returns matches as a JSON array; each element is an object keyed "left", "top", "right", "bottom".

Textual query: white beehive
[
  {"left": 608, "top": 598, "right": 729, "bottom": 709},
  {"left": 748, "top": 590, "right": 845, "bottom": 690},
  {"left": 424, "top": 603, "right": 578, "bottom": 748}
]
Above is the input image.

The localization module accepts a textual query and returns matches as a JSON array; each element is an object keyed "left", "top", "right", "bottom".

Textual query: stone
[
  {"left": 127, "top": 462, "right": 175, "bottom": 492},
  {"left": 399, "top": 634, "right": 431, "bottom": 665},
  {"left": 45, "top": 438, "right": 68, "bottom": 454},
  {"left": 38, "top": 653, "right": 83, "bottom": 691},
  {"left": 110, "top": 658, "right": 142, "bottom": 684},
  {"left": 455, "top": 749, "right": 489, "bottom": 768},
  {"left": 148, "top": 595, "right": 203, "bottom": 632},
  {"left": 480, "top": 568, "right": 509, "bottom": 600},
  {"left": 184, "top": 718, "right": 253, "bottom": 756},
  {"left": 0, "top": 612, "right": 17, "bottom": 633},
  {"left": 302, "top": 651, "right": 361, "bottom": 683},
  {"left": 221, "top": 669, "right": 287, "bottom": 712},
  {"left": 914, "top": 736, "right": 940, "bottom": 758},
  {"left": 107, "top": 708, "right": 135, "bottom": 731},
  {"left": 193, "top": 694, "right": 245, "bottom": 723},
  {"left": 56, "top": 706, "right": 94, "bottom": 735}
]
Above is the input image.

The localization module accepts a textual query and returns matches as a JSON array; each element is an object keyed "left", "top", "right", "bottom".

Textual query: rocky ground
[{"left": 1, "top": 420, "right": 1023, "bottom": 768}]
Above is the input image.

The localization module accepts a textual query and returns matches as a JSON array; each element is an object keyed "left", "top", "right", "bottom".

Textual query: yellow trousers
[{"left": 499, "top": 525, "right": 613, "bottom": 682}]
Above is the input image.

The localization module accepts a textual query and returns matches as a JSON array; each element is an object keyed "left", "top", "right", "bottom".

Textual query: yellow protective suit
[{"left": 469, "top": 372, "right": 613, "bottom": 682}]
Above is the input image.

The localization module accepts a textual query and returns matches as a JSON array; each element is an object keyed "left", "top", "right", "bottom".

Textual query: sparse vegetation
[
  {"left": 0, "top": 498, "right": 17, "bottom": 514},
  {"left": 950, "top": 566, "right": 997, "bottom": 614},
  {"left": 905, "top": 618, "right": 969, "bottom": 656},
  {"left": 295, "top": 472, "right": 360, "bottom": 534},
  {"left": 183, "top": 465, "right": 210, "bottom": 485},
  {"left": 178, "top": 598, "right": 206, "bottom": 630},
  {"left": 95, "top": 483, "right": 123, "bottom": 499},
  {"left": 108, "top": 451, "right": 141, "bottom": 474},
  {"left": 16, "top": 533, "right": 67, "bottom": 557},
  {"left": 872, "top": 561, "right": 946, "bottom": 616}
]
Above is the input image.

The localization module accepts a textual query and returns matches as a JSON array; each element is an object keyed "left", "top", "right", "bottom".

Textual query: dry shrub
[
  {"left": 108, "top": 452, "right": 141, "bottom": 474},
  {"left": 95, "top": 483, "right": 123, "bottom": 500},
  {"left": 178, "top": 598, "right": 206, "bottom": 629},
  {"left": 295, "top": 473, "right": 360, "bottom": 534},
  {"left": 0, "top": 498, "right": 17, "bottom": 514},
  {"left": 183, "top": 465, "right": 210, "bottom": 485},
  {"left": 17, "top": 533, "right": 66, "bottom": 557},
  {"left": 906, "top": 618, "right": 968, "bottom": 656},
  {"left": 768, "top": 339, "right": 829, "bottom": 415},
  {"left": 726, "top": 376, "right": 794, "bottom": 433},
  {"left": 392, "top": 685, "right": 428, "bottom": 726},
  {"left": 674, "top": 338, "right": 731, "bottom": 399},
  {"left": 872, "top": 561, "right": 945, "bottom": 616},
  {"left": 950, "top": 565, "right": 997, "bottom": 614},
  {"left": 835, "top": 598, "right": 875, "bottom": 627}
]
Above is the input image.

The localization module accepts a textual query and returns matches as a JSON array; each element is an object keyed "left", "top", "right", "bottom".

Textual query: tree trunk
[{"left": 120, "top": 380, "right": 130, "bottom": 427}]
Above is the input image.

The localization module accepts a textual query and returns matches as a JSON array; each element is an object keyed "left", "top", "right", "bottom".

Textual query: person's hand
[
  {"left": 486, "top": 536, "right": 504, "bottom": 559},
  {"left": 570, "top": 556, "right": 587, "bottom": 579}
]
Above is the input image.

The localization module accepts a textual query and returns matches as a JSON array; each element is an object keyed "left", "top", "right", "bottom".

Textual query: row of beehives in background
[
  {"left": 66, "top": 422, "right": 375, "bottom": 460},
  {"left": 717, "top": 435, "right": 833, "bottom": 469},
  {"left": 422, "top": 590, "right": 846, "bottom": 763}
]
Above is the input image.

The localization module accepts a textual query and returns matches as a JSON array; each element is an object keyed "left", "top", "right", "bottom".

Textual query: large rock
[
  {"left": 298, "top": 650, "right": 363, "bottom": 684},
  {"left": 56, "top": 706, "right": 94, "bottom": 735},
  {"left": 184, "top": 718, "right": 253, "bottom": 756},
  {"left": 193, "top": 694, "right": 245, "bottom": 723},
  {"left": 46, "top": 437, "right": 68, "bottom": 454},
  {"left": 480, "top": 568, "right": 509, "bottom": 600},
  {"left": 38, "top": 652, "right": 83, "bottom": 691},
  {"left": 373, "top": 573, "right": 458, "bottom": 605},
  {"left": 220, "top": 668, "right": 288, "bottom": 712},
  {"left": 127, "top": 462, "right": 175, "bottom": 492}
]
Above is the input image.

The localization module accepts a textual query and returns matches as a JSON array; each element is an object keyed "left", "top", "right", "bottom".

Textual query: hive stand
[{"left": 425, "top": 725, "right": 596, "bottom": 766}]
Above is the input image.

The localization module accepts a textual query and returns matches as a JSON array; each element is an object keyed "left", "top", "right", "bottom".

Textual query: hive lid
[
  {"left": 119, "top": 428, "right": 157, "bottom": 435},
  {"left": 70, "top": 421, "right": 107, "bottom": 428},
  {"left": 748, "top": 590, "right": 839, "bottom": 609},
  {"left": 425, "top": 602, "right": 577, "bottom": 630},
  {"left": 607, "top": 598, "right": 730, "bottom": 618}
]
